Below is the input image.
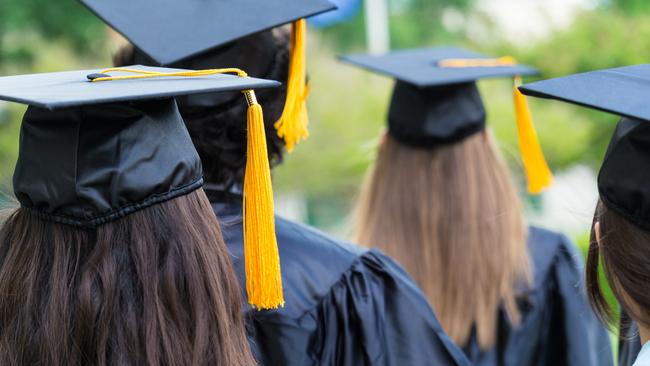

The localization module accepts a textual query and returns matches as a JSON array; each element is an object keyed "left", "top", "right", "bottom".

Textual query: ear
[{"left": 595, "top": 221, "right": 602, "bottom": 247}]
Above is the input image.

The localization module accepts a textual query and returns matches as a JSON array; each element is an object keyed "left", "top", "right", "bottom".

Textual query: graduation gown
[
  {"left": 463, "top": 227, "right": 613, "bottom": 366},
  {"left": 209, "top": 194, "right": 471, "bottom": 366},
  {"left": 618, "top": 318, "right": 641, "bottom": 366}
]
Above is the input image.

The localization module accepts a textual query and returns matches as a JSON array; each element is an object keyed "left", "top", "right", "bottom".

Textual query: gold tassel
[
  {"left": 513, "top": 77, "right": 553, "bottom": 194},
  {"left": 90, "top": 67, "right": 285, "bottom": 308},
  {"left": 274, "top": 19, "right": 310, "bottom": 152},
  {"left": 436, "top": 58, "right": 554, "bottom": 194},
  {"left": 243, "top": 90, "right": 284, "bottom": 309}
]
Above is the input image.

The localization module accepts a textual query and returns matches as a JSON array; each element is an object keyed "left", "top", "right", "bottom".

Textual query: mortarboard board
[
  {"left": 519, "top": 64, "right": 650, "bottom": 230},
  {"left": 0, "top": 65, "right": 284, "bottom": 309},
  {"left": 126, "top": 32, "right": 280, "bottom": 112},
  {"left": 0, "top": 66, "right": 278, "bottom": 109},
  {"left": 82, "top": 0, "right": 337, "bottom": 152},
  {"left": 81, "top": 0, "right": 335, "bottom": 66},
  {"left": 341, "top": 46, "right": 553, "bottom": 194},
  {"left": 342, "top": 47, "right": 537, "bottom": 87}
]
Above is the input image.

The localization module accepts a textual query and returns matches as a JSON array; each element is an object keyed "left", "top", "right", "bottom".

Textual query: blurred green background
[
  {"left": 1, "top": 0, "right": 647, "bottom": 228},
  {"left": 2, "top": 0, "right": 647, "bottom": 337}
]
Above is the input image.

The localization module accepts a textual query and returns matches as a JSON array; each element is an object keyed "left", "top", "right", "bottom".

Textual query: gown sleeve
[
  {"left": 554, "top": 235, "right": 614, "bottom": 366},
  {"left": 312, "top": 249, "right": 471, "bottom": 366}
]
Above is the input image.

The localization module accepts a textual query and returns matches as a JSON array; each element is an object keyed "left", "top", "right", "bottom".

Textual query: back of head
[
  {"left": 353, "top": 131, "right": 530, "bottom": 349},
  {"left": 114, "top": 30, "right": 290, "bottom": 190},
  {"left": 586, "top": 118, "right": 650, "bottom": 333},
  {"left": 0, "top": 188, "right": 254, "bottom": 366},
  {"left": 517, "top": 64, "right": 650, "bottom": 339},
  {"left": 0, "top": 86, "right": 256, "bottom": 364}
]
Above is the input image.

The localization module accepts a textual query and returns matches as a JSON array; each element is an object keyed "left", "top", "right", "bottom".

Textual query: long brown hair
[
  {"left": 353, "top": 131, "right": 531, "bottom": 349},
  {"left": 0, "top": 189, "right": 255, "bottom": 366},
  {"left": 587, "top": 199, "right": 650, "bottom": 331}
]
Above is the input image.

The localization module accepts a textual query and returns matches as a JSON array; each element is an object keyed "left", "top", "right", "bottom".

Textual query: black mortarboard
[
  {"left": 519, "top": 65, "right": 650, "bottom": 229},
  {"left": 0, "top": 66, "right": 278, "bottom": 110},
  {"left": 81, "top": 0, "right": 335, "bottom": 66},
  {"left": 83, "top": 0, "right": 337, "bottom": 152},
  {"left": 128, "top": 32, "right": 280, "bottom": 112},
  {"left": 0, "top": 66, "right": 277, "bottom": 226},
  {"left": 518, "top": 64, "right": 650, "bottom": 121},
  {"left": 341, "top": 47, "right": 537, "bottom": 145},
  {"left": 341, "top": 46, "right": 553, "bottom": 194},
  {"left": 0, "top": 66, "right": 284, "bottom": 308},
  {"left": 342, "top": 47, "right": 537, "bottom": 88}
]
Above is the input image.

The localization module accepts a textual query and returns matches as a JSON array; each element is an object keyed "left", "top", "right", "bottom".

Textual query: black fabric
[
  {"left": 13, "top": 99, "right": 203, "bottom": 227},
  {"left": 388, "top": 81, "right": 486, "bottom": 148},
  {"left": 81, "top": 0, "right": 335, "bottom": 65},
  {"left": 462, "top": 227, "right": 613, "bottom": 366},
  {"left": 340, "top": 47, "right": 537, "bottom": 88},
  {"left": 519, "top": 64, "right": 650, "bottom": 122},
  {"left": 618, "top": 317, "right": 641, "bottom": 366},
  {"left": 341, "top": 47, "right": 536, "bottom": 147},
  {"left": 210, "top": 197, "right": 472, "bottom": 366},
  {"left": 597, "top": 118, "right": 650, "bottom": 230},
  {"left": 132, "top": 31, "right": 278, "bottom": 111},
  {"left": 0, "top": 66, "right": 279, "bottom": 110}
]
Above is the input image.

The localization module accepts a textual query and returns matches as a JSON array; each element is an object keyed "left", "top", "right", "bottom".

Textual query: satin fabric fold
[
  {"left": 14, "top": 99, "right": 202, "bottom": 226},
  {"left": 212, "top": 198, "right": 471, "bottom": 366}
]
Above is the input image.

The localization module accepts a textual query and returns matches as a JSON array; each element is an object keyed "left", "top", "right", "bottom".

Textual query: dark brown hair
[
  {"left": 353, "top": 132, "right": 531, "bottom": 349},
  {"left": 587, "top": 199, "right": 650, "bottom": 331},
  {"left": 113, "top": 29, "right": 290, "bottom": 190},
  {"left": 0, "top": 189, "right": 255, "bottom": 366}
]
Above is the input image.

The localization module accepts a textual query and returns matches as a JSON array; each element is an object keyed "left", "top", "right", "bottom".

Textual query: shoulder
[
  {"left": 526, "top": 226, "right": 583, "bottom": 286},
  {"left": 272, "top": 216, "right": 377, "bottom": 313},
  {"left": 274, "top": 215, "right": 366, "bottom": 262},
  {"left": 214, "top": 204, "right": 374, "bottom": 316},
  {"left": 516, "top": 228, "right": 613, "bottom": 366},
  {"left": 527, "top": 225, "right": 577, "bottom": 259},
  {"left": 273, "top": 217, "right": 436, "bottom": 318}
]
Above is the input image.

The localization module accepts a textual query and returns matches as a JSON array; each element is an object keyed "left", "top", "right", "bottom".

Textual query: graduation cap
[
  {"left": 519, "top": 64, "right": 650, "bottom": 230},
  {"left": 0, "top": 66, "right": 284, "bottom": 309},
  {"left": 341, "top": 47, "right": 553, "bottom": 194},
  {"left": 81, "top": 0, "right": 337, "bottom": 152}
]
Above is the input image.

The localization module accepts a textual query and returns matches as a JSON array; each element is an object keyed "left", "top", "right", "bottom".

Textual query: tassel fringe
[
  {"left": 244, "top": 101, "right": 284, "bottom": 309},
  {"left": 274, "top": 19, "right": 310, "bottom": 152},
  {"left": 513, "top": 77, "right": 553, "bottom": 194}
]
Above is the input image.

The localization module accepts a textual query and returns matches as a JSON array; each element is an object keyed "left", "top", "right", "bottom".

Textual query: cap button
[{"left": 86, "top": 73, "right": 110, "bottom": 81}]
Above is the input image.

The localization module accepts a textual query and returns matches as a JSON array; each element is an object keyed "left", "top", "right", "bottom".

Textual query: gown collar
[{"left": 633, "top": 339, "right": 650, "bottom": 366}]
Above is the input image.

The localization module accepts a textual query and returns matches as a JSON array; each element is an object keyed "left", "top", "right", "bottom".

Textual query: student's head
[
  {"left": 587, "top": 199, "right": 650, "bottom": 332},
  {"left": 0, "top": 92, "right": 256, "bottom": 364},
  {"left": 586, "top": 118, "right": 650, "bottom": 332},
  {"left": 347, "top": 49, "right": 551, "bottom": 349},
  {"left": 114, "top": 29, "right": 291, "bottom": 189},
  {"left": 354, "top": 124, "right": 530, "bottom": 349},
  {"left": 95, "top": 0, "right": 339, "bottom": 191},
  {"left": 518, "top": 59, "right": 650, "bottom": 343}
]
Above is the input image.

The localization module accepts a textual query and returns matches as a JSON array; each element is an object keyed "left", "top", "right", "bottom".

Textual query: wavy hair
[{"left": 0, "top": 189, "right": 255, "bottom": 365}]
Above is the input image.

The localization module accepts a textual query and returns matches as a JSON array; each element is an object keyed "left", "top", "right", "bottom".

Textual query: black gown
[
  {"left": 462, "top": 227, "right": 613, "bottom": 366},
  {"left": 618, "top": 317, "right": 641, "bottom": 366},
  {"left": 209, "top": 193, "right": 471, "bottom": 366}
]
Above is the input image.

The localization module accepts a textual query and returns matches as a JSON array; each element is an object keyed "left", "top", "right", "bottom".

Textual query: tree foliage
[
  {"left": 489, "top": 10, "right": 650, "bottom": 170},
  {"left": 0, "top": 0, "right": 105, "bottom": 66},
  {"left": 606, "top": 0, "right": 650, "bottom": 14},
  {"left": 320, "top": 0, "right": 475, "bottom": 51}
]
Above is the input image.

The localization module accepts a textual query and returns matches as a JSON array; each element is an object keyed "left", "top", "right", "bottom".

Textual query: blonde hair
[{"left": 353, "top": 131, "right": 531, "bottom": 349}]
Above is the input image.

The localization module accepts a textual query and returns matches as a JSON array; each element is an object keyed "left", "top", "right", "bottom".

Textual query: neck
[{"left": 640, "top": 324, "right": 650, "bottom": 345}]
